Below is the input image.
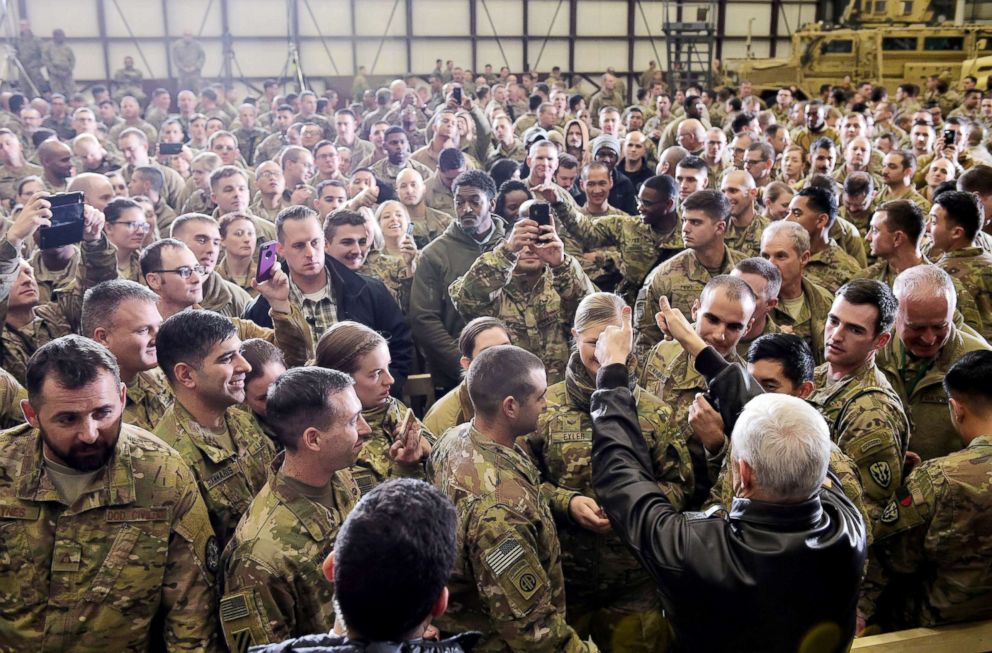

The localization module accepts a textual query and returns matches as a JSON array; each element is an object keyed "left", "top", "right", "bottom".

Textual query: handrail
[{"left": 851, "top": 619, "right": 992, "bottom": 652}]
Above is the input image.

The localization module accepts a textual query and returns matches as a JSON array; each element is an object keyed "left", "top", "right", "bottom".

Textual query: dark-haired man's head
[
  {"left": 681, "top": 190, "right": 729, "bottom": 253},
  {"left": 453, "top": 170, "right": 497, "bottom": 237},
  {"left": 637, "top": 174, "right": 678, "bottom": 228},
  {"left": 787, "top": 186, "right": 837, "bottom": 244},
  {"left": 929, "top": 189, "right": 982, "bottom": 253},
  {"left": 329, "top": 479, "right": 457, "bottom": 641},
  {"left": 866, "top": 200, "right": 924, "bottom": 259},
  {"left": 825, "top": 279, "right": 897, "bottom": 372},
  {"left": 467, "top": 345, "right": 547, "bottom": 437},
  {"left": 746, "top": 333, "right": 815, "bottom": 398},
  {"left": 23, "top": 335, "right": 125, "bottom": 471},
  {"left": 675, "top": 156, "right": 709, "bottom": 201},
  {"left": 944, "top": 350, "right": 992, "bottom": 443}
]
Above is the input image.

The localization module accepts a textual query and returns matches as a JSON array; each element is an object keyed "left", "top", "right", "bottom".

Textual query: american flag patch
[{"left": 485, "top": 538, "right": 525, "bottom": 576}]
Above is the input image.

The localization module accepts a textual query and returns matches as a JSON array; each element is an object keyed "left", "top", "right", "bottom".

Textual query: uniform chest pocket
[
  {"left": 84, "top": 519, "right": 170, "bottom": 612},
  {"left": 549, "top": 430, "right": 593, "bottom": 489},
  {"left": 205, "top": 459, "right": 255, "bottom": 516},
  {"left": 0, "top": 507, "right": 46, "bottom": 610}
]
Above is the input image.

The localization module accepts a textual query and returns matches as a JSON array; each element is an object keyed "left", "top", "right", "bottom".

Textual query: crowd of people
[{"left": 1, "top": 17, "right": 992, "bottom": 653}]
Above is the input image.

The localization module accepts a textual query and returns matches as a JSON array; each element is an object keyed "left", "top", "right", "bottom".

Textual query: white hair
[
  {"left": 762, "top": 220, "right": 810, "bottom": 255},
  {"left": 892, "top": 264, "right": 956, "bottom": 315},
  {"left": 731, "top": 393, "right": 831, "bottom": 502}
]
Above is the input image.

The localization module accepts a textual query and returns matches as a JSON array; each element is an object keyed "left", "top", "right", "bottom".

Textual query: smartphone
[
  {"left": 943, "top": 129, "right": 957, "bottom": 146},
  {"left": 158, "top": 142, "right": 182, "bottom": 156},
  {"left": 256, "top": 240, "right": 278, "bottom": 283},
  {"left": 396, "top": 407, "right": 414, "bottom": 441},
  {"left": 530, "top": 203, "right": 551, "bottom": 227},
  {"left": 453, "top": 86, "right": 463, "bottom": 104},
  {"left": 38, "top": 192, "right": 85, "bottom": 250},
  {"left": 406, "top": 222, "right": 415, "bottom": 236}
]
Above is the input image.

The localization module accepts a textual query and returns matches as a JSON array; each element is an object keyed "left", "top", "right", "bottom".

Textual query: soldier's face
[
  {"left": 760, "top": 232, "right": 807, "bottom": 288},
  {"left": 454, "top": 186, "right": 494, "bottom": 236},
  {"left": 675, "top": 166, "right": 707, "bottom": 201},
  {"left": 319, "top": 386, "right": 372, "bottom": 468},
  {"left": 746, "top": 359, "right": 804, "bottom": 396},
  {"left": 278, "top": 217, "right": 325, "bottom": 278},
  {"left": 692, "top": 288, "right": 755, "bottom": 357},
  {"left": 191, "top": 335, "right": 251, "bottom": 408},
  {"left": 326, "top": 224, "right": 369, "bottom": 271},
  {"left": 927, "top": 205, "right": 958, "bottom": 254},
  {"left": 581, "top": 168, "right": 612, "bottom": 206},
  {"left": 351, "top": 343, "right": 394, "bottom": 409},
  {"left": 245, "top": 361, "right": 286, "bottom": 418},
  {"left": 177, "top": 222, "right": 222, "bottom": 274},
  {"left": 25, "top": 370, "right": 126, "bottom": 472},
  {"left": 315, "top": 186, "right": 347, "bottom": 218},
  {"left": 94, "top": 297, "right": 162, "bottom": 375},
  {"left": 895, "top": 295, "right": 952, "bottom": 360},
  {"left": 824, "top": 297, "right": 889, "bottom": 369},
  {"left": 681, "top": 209, "right": 724, "bottom": 251},
  {"left": 211, "top": 174, "right": 250, "bottom": 213},
  {"left": 511, "top": 367, "right": 548, "bottom": 435}
]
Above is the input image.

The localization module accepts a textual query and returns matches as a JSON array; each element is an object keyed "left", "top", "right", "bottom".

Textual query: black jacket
[
  {"left": 590, "top": 363, "right": 867, "bottom": 653},
  {"left": 249, "top": 632, "right": 480, "bottom": 653},
  {"left": 244, "top": 256, "right": 414, "bottom": 392}
]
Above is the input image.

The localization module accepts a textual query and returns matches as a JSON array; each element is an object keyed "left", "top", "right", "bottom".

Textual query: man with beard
[
  {"left": 0, "top": 335, "right": 220, "bottom": 651},
  {"left": 411, "top": 170, "right": 506, "bottom": 393},
  {"left": 876, "top": 149, "right": 931, "bottom": 211},
  {"left": 154, "top": 309, "right": 277, "bottom": 549}
]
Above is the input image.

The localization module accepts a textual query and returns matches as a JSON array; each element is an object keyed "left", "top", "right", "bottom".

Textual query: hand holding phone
[
  {"left": 38, "top": 192, "right": 85, "bottom": 250},
  {"left": 530, "top": 203, "right": 552, "bottom": 227},
  {"left": 396, "top": 407, "right": 414, "bottom": 442},
  {"left": 453, "top": 87, "right": 463, "bottom": 105},
  {"left": 256, "top": 240, "right": 278, "bottom": 283}
]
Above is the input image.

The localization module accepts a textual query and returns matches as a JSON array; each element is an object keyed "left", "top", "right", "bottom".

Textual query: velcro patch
[
  {"left": 507, "top": 561, "right": 543, "bottom": 601},
  {"left": 552, "top": 431, "right": 590, "bottom": 443},
  {"left": 869, "top": 461, "right": 892, "bottom": 489},
  {"left": 353, "top": 471, "right": 377, "bottom": 496},
  {"left": 206, "top": 536, "right": 219, "bottom": 573},
  {"left": 205, "top": 464, "right": 238, "bottom": 489},
  {"left": 220, "top": 594, "right": 250, "bottom": 622},
  {"left": 106, "top": 507, "right": 170, "bottom": 522},
  {"left": 880, "top": 500, "right": 899, "bottom": 524},
  {"left": 860, "top": 438, "right": 882, "bottom": 454},
  {"left": 229, "top": 630, "right": 254, "bottom": 653},
  {"left": 484, "top": 538, "right": 525, "bottom": 576},
  {"left": 0, "top": 505, "right": 40, "bottom": 520}
]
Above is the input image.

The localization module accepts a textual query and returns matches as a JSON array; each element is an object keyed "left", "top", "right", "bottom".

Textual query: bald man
[
  {"left": 676, "top": 119, "right": 706, "bottom": 155},
  {"left": 721, "top": 169, "right": 769, "bottom": 257},
  {"left": 68, "top": 172, "right": 114, "bottom": 211},
  {"left": 621, "top": 131, "right": 653, "bottom": 190},
  {"left": 37, "top": 140, "right": 74, "bottom": 192},
  {"left": 656, "top": 145, "right": 689, "bottom": 177},
  {"left": 395, "top": 167, "right": 451, "bottom": 248}
]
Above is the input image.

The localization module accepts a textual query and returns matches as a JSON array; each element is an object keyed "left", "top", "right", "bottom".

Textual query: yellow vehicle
[{"left": 727, "top": 0, "right": 992, "bottom": 99}]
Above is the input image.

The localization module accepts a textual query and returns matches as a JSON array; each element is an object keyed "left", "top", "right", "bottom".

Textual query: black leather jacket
[
  {"left": 590, "top": 362, "right": 867, "bottom": 653},
  {"left": 249, "top": 632, "right": 480, "bottom": 653}
]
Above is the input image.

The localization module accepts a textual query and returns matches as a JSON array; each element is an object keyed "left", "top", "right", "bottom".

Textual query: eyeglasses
[
  {"left": 257, "top": 170, "right": 283, "bottom": 179},
  {"left": 150, "top": 265, "right": 206, "bottom": 279},
  {"left": 110, "top": 220, "right": 150, "bottom": 232},
  {"left": 743, "top": 159, "right": 767, "bottom": 167}
]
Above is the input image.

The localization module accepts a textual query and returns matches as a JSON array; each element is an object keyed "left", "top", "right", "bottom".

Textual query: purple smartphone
[{"left": 256, "top": 240, "right": 278, "bottom": 283}]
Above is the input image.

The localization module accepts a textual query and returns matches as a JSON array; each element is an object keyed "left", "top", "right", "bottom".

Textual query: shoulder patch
[
  {"left": 205, "top": 536, "right": 219, "bottom": 573},
  {"left": 507, "top": 562, "right": 541, "bottom": 601},
  {"left": 484, "top": 537, "right": 525, "bottom": 576},
  {"left": 860, "top": 438, "right": 882, "bottom": 454},
  {"left": 880, "top": 500, "right": 899, "bottom": 524},
  {"left": 869, "top": 461, "right": 892, "bottom": 489}
]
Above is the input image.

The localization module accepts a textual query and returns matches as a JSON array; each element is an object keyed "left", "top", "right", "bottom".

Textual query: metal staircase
[{"left": 661, "top": 0, "right": 719, "bottom": 90}]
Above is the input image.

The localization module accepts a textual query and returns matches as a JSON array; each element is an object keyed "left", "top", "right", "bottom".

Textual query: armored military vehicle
[{"left": 727, "top": 0, "right": 992, "bottom": 99}]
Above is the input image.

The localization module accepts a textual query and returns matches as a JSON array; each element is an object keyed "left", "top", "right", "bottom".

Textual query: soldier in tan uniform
[
  {"left": 428, "top": 345, "right": 596, "bottom": 652},
  {"left": 634, "top": 189, "right": 745, "bottom": 361},
  {"left": 761, "top": 220, "right": 835, "bottom": 365},
  {"left": 868, "top": 350, "right": 992, "bottom": 630},
  {"left": 0, "top": 335, "right": 219, "bottom": 651},
  {"left": 423, "top": 317, "right": 511, "bottom": 438},
  {"left": 720, "top": 168, "right": 769, "bottom": 258},
  {"left": 450, "top": 202, "right": 594, "bottom": 383},
  {"left": 153, "top": 309, "right": 277, "bottom": 548},
  {"left": 930, "top": 191, "right": 992, "bottom": 342},
  {"left": 874, "top": 150, "right": 931, "bottom": 213},
  {"left": 81, "top": 280, "right": 174, "bottom": 432},
  {"left": 219, "top": 367, "right": 371, "bottom": 649},
  {"left": 528, "top": 293, "right": 691, "bottom": 651},
  {"left": 42, "top": 29, "right": 75, "bottom": 97},
  {"left": 806, "top": 279, "right": 911, "bottom": 529},
  {"left": 786, "top": 186, "right": 860, "bottom": 294},
  {"left": 171, "top": 33, "right": 206, "bottom": 93}
]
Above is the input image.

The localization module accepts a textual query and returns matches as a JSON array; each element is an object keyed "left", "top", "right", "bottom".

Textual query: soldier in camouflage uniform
[
  {"left": 362, "top": 248, "right": 414, "bottom": 313},
  {"left": 868, "top": 350, "right": 992, "bottom": 630},
  {"left": 876, "top": 266, "right": 991, "bottom": 461},
  {"left": 42, "top": 29, "right": 75, "bottom": 97},
  {"left": 786, "top": 186, "right": 861, "bottom": 294},
  {"left": 527, "top": 292, "right": 691, "bottom": 652},
  {"left": 806, "top": 280, "right": 911, "bottom": 529},
  {"left": 0, "top": 336, "right": 220, "bottom": 651},
  {"left": 428, "top": 345, "right": 596, "bottom": 652},
  {"left": 14, "top": 21, "right": 46, "bottom": 94},
  {"left": 315, "top": 321, "right": 434, "bottom": 497},
  {"left": 0, "top": 195, "right": 116, "bottom": 384},
  {"left": 634, "top": 190, "right": 745, "bottom": 362},
  {"left": 930, "top": 191, "right": 992, "bottom": 342},
  {"left": 171, "top": 33, "right": 206, "bottom": 93},
  {"left": 450, "top": 206, "right": 595, "bottom": 384},
  {"left": 720, "top": 169, "right": 770, "bottom": 258},
  {"left": 220, "top": 368, "right": 369, "bottom": 650},
  {"left": 550, "top": 173, "right": 684, "bottom": 306},
  {"left": 639, "top": 277, "right": 756, "bottom": 508},
  {"left": 0, "top": 366, "right": 25, "bottom": 428},
  {"left": 153, "top": 310, "right": 277, "bottom": 548}
]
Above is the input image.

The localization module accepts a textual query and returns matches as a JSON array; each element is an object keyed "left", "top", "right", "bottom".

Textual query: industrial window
[
  {"left": 923, "top": 37, "right": 964, "bottom": 51},
  {"left": 882, "top": 37, "right": 918, "bottom": 50},
  {"left": 821, "top": 40, "right": 854, "bottom": 54}
]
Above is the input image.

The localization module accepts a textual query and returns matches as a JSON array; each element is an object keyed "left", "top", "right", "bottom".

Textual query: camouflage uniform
[
  {"left": 808, "top": 361, "right": 911, "bottom": 528},
  {"left": 736, "top": 316, "right": 781, "bottom": 359},
  {"left": 112, "top": 66, "right": 146, "bottom": 102},
  {"left": 790, "top": 125, "right": 841, "bottom": 153},
  {"left": 428, "top": 422, "right": 596, "bottom": 653},
  {"left": 124, "top": 368, "right": 174, "bottom": 432},
  {"left": 171, "top": 38, "right": 206, "bottom": 92},
  {"left": 369, "top": 157, "right": 434, "bottom": 186},
  {"left": 410, "top": 206, "right": 453, "bottom": 249},
  {"left": 633, "top": 246, "right": 745, "bottom": 362},
  {"left": 830, "top": 216, "right": 869, "bottom": 267},
  {"left": 0, "top": 161, "right": 43, "bottom": 209},
  {"left": 724, "top": 214, "right": 770, "bottom": 259},
  {"left": 0, "top": 366, "right": 25, "bottom": 429},
  {"left": 42, "top": 41, "right": 75, "bottom": 97},
  {"left": 876, "top": 327, "right": 991, "bottom": 461},
  {"left": 525, "top": 366, "right": 691, "bottom": 651},
  {"left": 921, "top": 229, "right": 992, "bottom": 260},
  {"left": 0, "top": 423, "right": 220, "bottom": 651},
  {"left": 215, "top": 256, "right": 259, "bottom": 299},
  {"left": 351, "top": 396, "right": 434, "bottom": 497},
  {"left": 805, "top": 241, "right": 862, "bottom": 294},
  {"left": 361, "top": 250, "right": 414, "bottom": 313},
  {"left": 200, "top": 270, "right": 253, "bottom": 318},
  {"left": 219, "top": 455, "right": 361, "bottom": 650},
  {"left": 154, "top": 401, "right": 276, "bottom": 548},
  {"left": 639, "top": 339, "right": 743, "bottom": 508},
  {"left": 771, "top": 277, "right": 834, "bottom": 366},
  {"left": 28, "top": 246, "right": 80, "bottom": 303},
  {"left": 552, "top": 202, "right": 684, "bottom": 305},
  {"left": 872, "top": 185, "right": 931, "bottom": 214},
  {"left": 935, "top": 246, "right": 992, "bottom": 341},
  {"left": 449, "top": 243, "right": 595, "bottom": 384},
  {"left": 0, "top": 235, "right": 117, "bottom": 384},
  {"left": 14, "top": 31, "right": 45, "bottom": 93},
  {"left": 423, "top": 381, "right": 474, "bottom": 440},
  {"left": 869, "top": 435, "right": 992, "bottom": 628}
]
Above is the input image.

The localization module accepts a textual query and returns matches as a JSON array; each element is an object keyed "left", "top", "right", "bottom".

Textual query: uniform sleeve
[
  {"left": 952, "top": 276, "right": 985, "bottom": 337},
  {"left": 237, "top": 304, "right": 313, "bottom": 368},
  {"left": 410, "top": 253, "right": 462, "bottom": 382},
  {"left": 0, "top": 367, "right": 26, "bottom": 429},
  {"left": 551, "top": 202, "right": 621, "bottom": 251},
  {"left": 633, "top": 271, "right": 670, "bottom": 364},
  {"left": 219, "top": 548, "right": 300, "bottom": 650},
  {"left": 834, "top": 392, "right": 909, "bottom": 528},
  {"left": 57, "top": 233, "right": 118, "bottom": 330},
  {"left": 449, "top": 243, "right": 515, "bottom": 320},
  {"left": 465, "top": 503, "right": 593, "bottom": 653},
  {"left": 550, "top": 254, "right": 596, "bottom": 325},
  {"left": 164, "top": 463, "right": 223, "bottom": 652}
]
